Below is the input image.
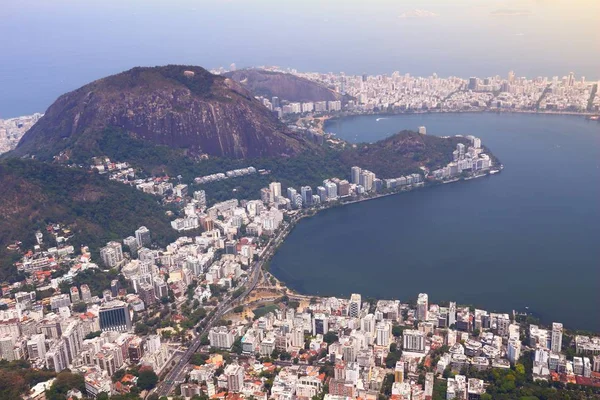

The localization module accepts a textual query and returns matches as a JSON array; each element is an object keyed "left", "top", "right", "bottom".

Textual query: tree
[
  {"left": 137, "top": 368, "right": 158, "bottom": 390},
  {"left": 135, "top": 322, "right": 149, "bottom": 335},
  {"left": 233, "top": 305, "right": 244, "bottom": 313},
  {"left": 392, "top": 325, "right": 404, "bottom": 337},
  {"left": 191, "top": 353, "right": 209, "bottom": 366},
  {"left": 46, "top": 371, "right": 86, "bottom": 400},
  {"left": 323, "top": 331, "right": 339, "bottom": 345}
]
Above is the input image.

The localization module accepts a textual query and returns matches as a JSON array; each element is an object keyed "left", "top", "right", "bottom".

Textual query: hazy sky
[{"left": 1, "top": 0, "right": 598, "bottom": 117}]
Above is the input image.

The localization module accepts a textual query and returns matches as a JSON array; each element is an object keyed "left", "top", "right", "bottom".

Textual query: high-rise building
[
  {"left": 417, "top": 293, "right": 428, "bottom": 321},
  {"left": 123, "top": 236, "right": 138, "bottom": 256},
  {"left": 403, "top": 329, "right": 426, "bottom": 353},
  {"left": 100, "top": 241, "right": 123, "bottom": 268},
  {"left": 110, "top": 280, "right": 120, "bottom": 297},
  {"left": 317, "top": 186, "right": 327, "bottom": 202},
  {"left": 287, "top": 187, "right": 297, "bottom": 202},
  {"left": 193, "top": 190, "right": 207, "bottom": 208},
  {"left": 468, "top": 77, "right": 478, "bottom": 91},
  {"left": 139, "top": 283, "right": 157, "bottom": 307},
  {"left": 301, "top": 186, "right": 313, "bottom": 207},
  {"left": 394, "top": 361, "right": 404, "bottom": 383},
  {"left": 376, "top": 321, "right": 391, "bottom": 347},
  {"left": 271, "top": 97, "right": 280, "bottom": 109},
  {"left": 551, "top": 322, "right": 563, "bottom": 353},
  {"left": 348, "top": 294, "right": 362, "bottom": 318},
  {"left": 361, "top": 314, "right": 376, "bottom": 335},
  {"left": 153, "top": 277, "right": 169, "bottom": 299},
  {"left": 351, "top": 166, "right": 361, "bottom": 185},
  {"left": 508, "top": 338, "right": 521, "bottom": 364},
  {"left": 260, "top": 188, "right": 272, "bottom": 204},
  {"left": 359, "top": 170, "right": 375, "bottom": 191},
  {"left": 269, "top": 182, "right": 282, "bottom": 200},
  {"left": 70, "top": 287, "right": 80, "bottom": 303},
  {"left": 135, "top": 226, "right": 151, "bottom": 248},
  {"left": 448, "top": 302, "right": 456, "bottom": 327},
  {"left": 209, "top": 326, "right": 235, "bottom": 349},
  {"left": 324, "top": 181, "right": 337, "bottom": 199},
  {"left": 224, "top": 363, "right": 245, "bottom": 392},
  {"left": 80, "top": 284, "right": 92, "bottom": 302},
  {"left": 128, "top": 337, "right": 144, "bottom": 364},
  {"left": 99, "top": 301, "right": 132, "bottom": 332},
  {"left": 312, "top": 313, "right": 329, "bottom": 336},
  {"left": 508, "top": 70, "right": 515, "bottom": 84},
  {"left": 337, "top": 180, "right": 350, "bottom": 197},
  {"left": 27, "top": 333, "right": 47, "bottom": 360}
]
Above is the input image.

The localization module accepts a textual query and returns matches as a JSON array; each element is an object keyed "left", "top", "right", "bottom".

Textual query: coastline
[{"left": 322, "top": 108, "right": 600, "bottom": 128}]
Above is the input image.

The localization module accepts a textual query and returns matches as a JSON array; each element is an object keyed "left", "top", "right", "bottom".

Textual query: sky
[{"left": 0, "top": 0, "right": 598, "bottom": 117}]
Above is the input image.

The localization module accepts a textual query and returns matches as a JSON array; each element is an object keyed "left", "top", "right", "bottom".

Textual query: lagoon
[{"left": 270, "top": 113, "right": 600, "bottom": 332}]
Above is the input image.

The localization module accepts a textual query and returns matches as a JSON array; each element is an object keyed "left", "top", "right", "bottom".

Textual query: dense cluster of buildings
[
  {"left": 194, "top": 166, "right": 258, "bottom": 185},
  {"left": 255, "top": 97, "right": 342, "bottom": 118},
  {"left": 312, "top": 70, "right": 598, "bottom": 114},
  {"left": 0, "top": 206, "right": 267, "bottom": 397},
  {"left": 0, "top": 113, "right": 43, "bottom": 154},
  {"left": 249, "top": 67, "right": 599, "bottom": 115},
  {"left": 199, "top": 291, "right": 600, "bottom": 400},
  {"left": 430, "top": 135, "right": 493, "bottom": 180}
]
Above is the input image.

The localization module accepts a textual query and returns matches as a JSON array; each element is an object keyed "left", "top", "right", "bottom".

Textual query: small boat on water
[
  {"left": 376, "top": 117, "right": 388, "bottom": 122},
  {"left": 489, "top": 170, "right": 500, "bottom": 175}
]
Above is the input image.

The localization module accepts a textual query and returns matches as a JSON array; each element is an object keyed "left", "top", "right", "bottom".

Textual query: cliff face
[
  {"left": 224, "top": 69, "right": 343, "bottom": 103},
  {"left": 14, "top": 65, "right": 309, "bottom": 160}
]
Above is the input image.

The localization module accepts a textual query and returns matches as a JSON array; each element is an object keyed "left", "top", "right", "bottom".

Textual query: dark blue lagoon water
[{"left": 270, "top": 113, "right": 600, "bottom": 332}]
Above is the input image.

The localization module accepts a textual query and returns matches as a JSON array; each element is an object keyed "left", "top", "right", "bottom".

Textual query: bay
[{"left": 270, "top": 113, "right": 600, "bottom": 332}]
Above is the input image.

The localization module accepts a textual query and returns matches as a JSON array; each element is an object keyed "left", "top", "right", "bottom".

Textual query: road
[
  {"left": 152, "top": 225, "right": 285, "bottom": 397},
  {"left": 153, "top": 218, "right": 298, "bottom": 397}
]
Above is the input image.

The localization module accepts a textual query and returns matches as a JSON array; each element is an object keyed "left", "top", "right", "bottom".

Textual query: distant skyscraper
[
  {"left": 568, "top": 72, "right": 575, "bottom": 87},
  {"left": 193, "top": 190, "right": 207, "bottom": 208},
  {"left": 312, "top": 313, "right": 329, "bottom": 335},
  {"left": 271, "top": 97, "right": 280, "bottom": 109},
  {"left": 270, "top": 182, "right": 282, "bottom": 199},
  {"left": 301, "top": 186, "right": 313, "bottom": 207},
  {"left": 348, "top": 294, "right": 362, "bottom": 318},
  {"left": 448, "top": 302, "right": 456, "bottom": 327},
  {"left": 376, "top": 321, "right": 391, "bottom": 347},
  {"left": 351, "top": 166, "right": 361, "bottom": 185},
  {"left": 417, "top": 293, "right": 428, "bottom": 321},
  {"left": 468, "top": 77, "right": 478, "bottom": 91},
  {"left": 551, "top": 322, "right": 563, "bottom": 353},
  {"left": 135, "top": 226, "right": 151, "bottom": 248},
  {"left": 287, "top": 187, "right": 297, "bottom": 202},
  {"left": 317, "top": 186, "right": 327, "bottom": 202},
  {"left": 324, "top": 181, "right": 338, "bottom": 199},
  {"left": 508, "top": 70, "right": 515, "bottom": 84}
]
